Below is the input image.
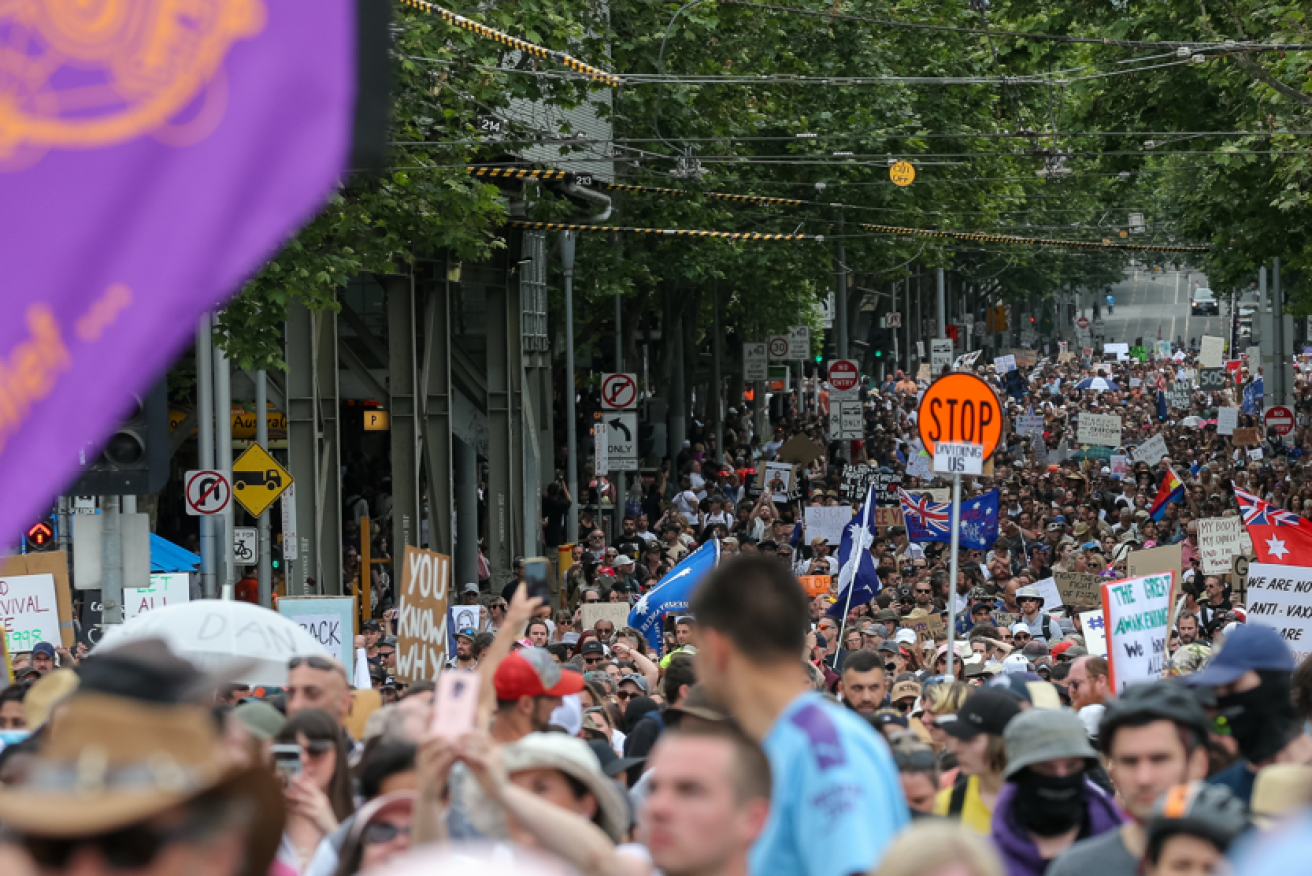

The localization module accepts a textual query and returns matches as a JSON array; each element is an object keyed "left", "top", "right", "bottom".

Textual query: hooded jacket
[{"left": 990, "top": 776, "right": 1126, "bottom": 876}]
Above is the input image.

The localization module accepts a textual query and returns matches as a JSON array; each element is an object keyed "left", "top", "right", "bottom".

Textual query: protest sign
[
  {"left": 344, "top": 689, "right": 382, "bottom": 741},
  {"left": 1244, "top": 563, "right": 1312, "bottom": 664},
  {"left": 1127, "top": 544, "right": 1182, "bottom": 582},
  {"left": 1110, "top": 455, "right": 1129, "bottom": 479},
  {"left": 125, "top": 573, "right": 192, "bottom": 621},
  {"left": 1017, "top": 415, "right": 1045, "bottom": 438},
  {"left": 1102, "top": 572, "right": 1174, "bottom": 692},
  {"left": 874, "top": 507, "right": 904, "bottom": 528},
  {"left": 872, "top": 471, "right": 905, "bottom": 506},
  {"left": 396, "top": 546, "right": 450, "bottom": 683},
  {"left": 1229, "top": 554, "right": 1253, "bottom": 601},
  {"left": 906, "top": 451, "right": 933, "bottom": 483},
  {"left": 761, "top": 462, "right": 796, "bottom": 503},
  {"left": 994, "top": 354, "right": 1017, "bottom": 372},
  {"left": 1130, "top": 346, "right": 1147, "bottom": 362},
  {"left": 991, "top": 611, "right": 1019, "bottom": 628},
  {"left": 0, "top": 552, "right": 74, "bottom": 650},
  {"left": 1058, "top": 351, "right": 1076, "bottom": 363},
  {"left": 1133, "top": 433, "right": 1169, "bottom": 466},
  {"left": 1054, "top": 572, "right": 1105, "bottom": 608},
  {"left": 916, "top": 363, "right": 931, "bottom": 382},
  {"left": 580, "top": 603, "right": 631, "bottom": 632},
  {"left": 1248, "top": 447, "right": 1264, "bottom": 461},
  {"left": 905, "top": 613, "right": 946, "bottom": 643},
  {"left": 805, "top": 507, "right": 853, "bottom": 545},
  {"left": 278, "top": 595, "right": 356, "bottom": 679},
  {"left": 1129, "top": 378, "right": 1142, "bottom": 389},
  {"left": 1199, "top": 336, "right": 1224, "bottom": 368},
  {"left": 1013, "top": 349, "right": 1037, "bottom": 367},
  {"left": 1199, "top": 368, "right": 1227, "bottom": 391},
  {"left": 0, "top": 573, "right": 62, "bottom": 654},
  {"left": 1216, "top": 407, "right": 1238, "bottom": 436},
  {"left": 1030, "top": 577, "right": 1065, "bottom": 613},
  {"left": 1232, "top": 427, "right": 1261, "bottom": 447},
  {"left": 1166, "top": 383, "right": 1192, "bottom": 410},
  {"left": 1105, "top": 343, "right": 1130, "bottom": 360},
  {"left": 798, "top": 576, "right": 833, "bottom": 598},
  {"left": 839, "top": 464, "right": 880, "bottom": 500},
  {"left": 1079, "top": 609, "right": 1108, "bottom": 657},
  {"left": 1077, "top": 413, "right": 1123, "bottom": 447},
  {"left": 450, "top": 604, "right": 488, "bottom": 633},
  {"left": 776, "top": 435, "right": 825, "bottom": 467},
  {"left": 1197, "top": 517, "right": 1246, "bottom": 576}
]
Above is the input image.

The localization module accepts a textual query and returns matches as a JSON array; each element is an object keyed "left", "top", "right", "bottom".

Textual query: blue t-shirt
[{"left": 750, "top": 692, "right": 909, "bottom": 876}]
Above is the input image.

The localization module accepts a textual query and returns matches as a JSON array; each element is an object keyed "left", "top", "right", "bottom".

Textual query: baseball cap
[
  {"left": 891, "top": 680, "right": 922, "bottom": 701},
  {"left": 233, "top": 700, "right": 286, "bottom": 741},
  {"left": 1010, "top": 622, "right": 1032, "bottom": 635},
  {"left": 940, "top": 689, "right": 1022, "bottom": 739},
  {"left": 580, "top": 641, "right": 606, "bottom": 656},
  {"left": 867, "top": 709, "right": 908, "bottom": 731},
  {"left": 1050, "top": 641, "right": 1076, "bottom": 658},
  {"left": 463, "top": 583, "right": 480, "bottom": 594},
  {"left": 455, "top": 628, "right": 477, "bottom": 641},
  {"left": 895, "top": 629, "right": 918, "bottom": 646},
  {"left": 32, "top": 642, "right": 55, "bottom": 658},
  {"left": 619, "top": 673, "right": 649, "bottom": 693},
  {"left": 614, "top": 555, "right": 634, "bottom": 567},
  {"left": 494, "top": 649, "right": 585, "bottom": 699},
  {"left": 1183, "top": 624, "right": 1294, "bottom": 687},
  {"left": 1003, "top": 653, "right": 1031, "bottom": 674}
]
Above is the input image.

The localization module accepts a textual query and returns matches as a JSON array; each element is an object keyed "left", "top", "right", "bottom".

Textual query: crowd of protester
[{"left": 1, "top": 340, "right": 1311, "bottom": 876}]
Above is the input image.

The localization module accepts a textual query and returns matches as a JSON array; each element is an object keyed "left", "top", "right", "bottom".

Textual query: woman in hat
[{"left": 276, "top": 709, "right": 355, "bottom": 873}]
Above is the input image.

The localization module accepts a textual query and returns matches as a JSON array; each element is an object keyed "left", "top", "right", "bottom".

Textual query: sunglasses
[
  {"left": 893, "top": 750, "right": 937, "bottom": 770},
  {"left": 616, "top": 690, "right": 640, "bottom": 701},
  {"left": 363, "top": 822, "right": 412, "bottom": 845},
  {"left": 892, "top": 699, "right": 914, "bottom": 713},
  {"left": 22, "top": 816, "right": 211, "bottom": 870},
  {"left": 1014, "top": 633, "right": 1031, "bottom": 641},
  {"left": 914, "top": 589, "right": 932, "bottom": 595},
  {"left": 583, "top": 656, "right": 604, "bottom": 665},
  {"left": 289, "top": 656, "right": 337, "bottom": 671}
]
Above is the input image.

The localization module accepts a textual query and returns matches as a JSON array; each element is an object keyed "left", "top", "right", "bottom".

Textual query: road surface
[{"left": 1094, "top": 268, "right": 1227, "bottom": 349}]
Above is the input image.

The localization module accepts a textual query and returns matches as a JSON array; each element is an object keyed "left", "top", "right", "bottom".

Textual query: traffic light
[
  {"left": 868, "top": 326, "right": 888, "bottom": 357},
  {"left": 66, "top": 381, "right": 169, "bottom": 496},
  {"left": 25, "top": 518, "right": 55, "bottom": 552}
]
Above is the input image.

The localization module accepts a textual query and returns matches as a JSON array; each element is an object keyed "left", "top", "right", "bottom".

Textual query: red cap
[
  {"left": 1050, "top": 641, "right": 1075, "bottom": 658},
  {"left": 494, "top": 649, "right": 585, "bottom": 699}
]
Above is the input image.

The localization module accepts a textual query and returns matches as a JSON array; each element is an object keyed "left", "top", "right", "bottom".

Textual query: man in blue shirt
[{"left": 691, "top": 555, "right": 910, "bottom": 876}]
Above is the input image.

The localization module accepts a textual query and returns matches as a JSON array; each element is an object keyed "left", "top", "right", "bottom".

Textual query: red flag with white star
[{"left": 1236, "top": 487, "right": 1312, "bottom": 564}]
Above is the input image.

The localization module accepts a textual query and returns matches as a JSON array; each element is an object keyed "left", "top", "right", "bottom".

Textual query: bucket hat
[{"left": 1003, "top": 707, "right": 1098, "bottom": 779}]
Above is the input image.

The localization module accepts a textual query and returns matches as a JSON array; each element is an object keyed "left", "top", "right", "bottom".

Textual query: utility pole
[
  {"left": 196, "top": 315, "right": 217, "bottom": 598},
  {"left": 936, "top": 268, "right": 946, "bottom": 338},
  {"left": 835, "top": 212, "right": 848, "bottom": 359},
  {"left": 101, "top": 496, "right": 123, "bottom": 624},
  {"left": 614, "top": 291, "right": 626, "bottom": 523},
  {"left": 712, "top": 285, "right": 723, "bottom": 469},
  {"left": 561, "top": 232, "right": 579, "bottom": 545},
  {"left": 213, "top": 313, "right": 233, "bottom": 590},
  {"left": 256, "top": 370, "right": 271, "bottom": 606}
]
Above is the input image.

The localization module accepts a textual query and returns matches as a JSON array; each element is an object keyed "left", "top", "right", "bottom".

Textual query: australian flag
[
  {"left": 827, "top": 484, "right": 882, "bottom": 619},
  {"left": 628, "top": 539, "right": 720, "bottom": 650},
  {"left": 1242, "top": 375, "right": 1264, "bottom": 416},
  {"left": 899, "top": 486, "right": 999, "bottom": 550}
]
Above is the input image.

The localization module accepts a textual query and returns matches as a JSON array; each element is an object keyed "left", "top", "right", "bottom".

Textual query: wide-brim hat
[{"left": 0, "top": 692, "right": 284, "bottom": 871}]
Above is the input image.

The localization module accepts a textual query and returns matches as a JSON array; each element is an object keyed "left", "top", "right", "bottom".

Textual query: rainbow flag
[{"left": 1148, "top": 467, "right": 1185, "bottom": 521}]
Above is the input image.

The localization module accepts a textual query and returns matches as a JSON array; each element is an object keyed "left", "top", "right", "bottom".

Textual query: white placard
[
  {"left": 293, "top": 613, "right": 347, "bottom": 665},
  {"left": 1197, "top": 517, "right": 1246, "bottom": 576},
  {"left": 0, "top": 573, "right": 61, "bottom": 653},
  {"left": 804, "top": 506, "right": 855, "bottom": 545},
  {"left": 1104, "top": 342, "right": 1129, "bottom": 361},
  {"left": 993, "top": 354, "right": 1017, "bottom": 373},
  {"left": 124, "top": 573, "right": 192, "bottom": 621},
  {"left": 1248, "top": 447, "right": 1264, "bottom": 460},
  {"left": 1129, "top": 377, "right": 1142, "bottom": 388},
  {"left": 450, "top": 604, "right": 488, "bottom": 633},
  {"left": 907, "top": 450, "right": 933, "bottom": 481},
  {"left": 744, "top": 343, "right": 768, "bottom": 382},
  {"left": 1017, "top": 414, "right": 1045, "bottom": 438},
  {"left": 1199, "top": 336, "right": 1224, "bottom": 367},
  {"left": 932, "top": 441, "right": 983, "bottom": 476},
  {"left": 1216, "top": 407, "right": 1238, "bottom": 436},
  {"left": 1080, "top": 609, "right": 1108, "bottom": 657},
  {"left": 1133, "top": 433, "right": 1169, "bottom": 466},
  {"left": 1077, "top": 413, "right": 1123, "bottom": 447},
  {"left": 1246, "top": 563, "right": 1312, "bottom": 665},
  {"left": 1030, "top": 576, "right": 1065, "bottom": 615},
  {"left": 1102, "top": 572, "right": 1174, "bottom": 692},
  {"left": 762, "top": 461, "right": 794, "bottom": 503}
]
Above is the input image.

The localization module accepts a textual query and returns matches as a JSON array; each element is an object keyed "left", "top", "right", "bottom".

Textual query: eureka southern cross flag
[
  {"left": 629, "top": 539, "right": 721, "bottom": 650},
  {"left": 0, "top": 1, "right": 383, "bottom": 547}
]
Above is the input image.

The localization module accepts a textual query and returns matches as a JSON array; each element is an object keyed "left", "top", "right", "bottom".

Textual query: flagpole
[{"left": 945, "top": 472, "right": 963, "bottom": 678}]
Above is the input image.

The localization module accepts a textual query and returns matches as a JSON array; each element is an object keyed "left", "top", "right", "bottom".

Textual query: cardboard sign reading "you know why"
[{"left": 396, "top": 546, "right": 450, "bottom": 683}]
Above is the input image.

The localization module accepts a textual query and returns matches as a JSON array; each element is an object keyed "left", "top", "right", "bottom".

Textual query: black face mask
[
  {"left": 1013, "top": 769, "right": 1086, "bottom": 837},
  {"left": 1218, "top": 670, "right": 1300, "bottom": 764}
]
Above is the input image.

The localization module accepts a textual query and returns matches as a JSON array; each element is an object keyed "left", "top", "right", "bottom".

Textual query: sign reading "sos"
[{"left": 917, "top": 373, "right": 1002, "bottom": 461}]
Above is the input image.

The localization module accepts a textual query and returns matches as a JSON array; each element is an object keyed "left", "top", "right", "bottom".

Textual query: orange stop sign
[{"left": 917, "top": 373, "right": 1003, "bottom": 460}]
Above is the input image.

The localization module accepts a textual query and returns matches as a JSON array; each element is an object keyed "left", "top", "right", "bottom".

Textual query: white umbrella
[
  {"left": 1076, "top": 376, "right": 1121, "bottom": 391},
  {"left": 96, "top": 599, "right": 331, "bottom": 686}
]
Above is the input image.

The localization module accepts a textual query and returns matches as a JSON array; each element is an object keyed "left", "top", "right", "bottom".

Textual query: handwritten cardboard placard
[
  {"left": 905, "top": 613, "right": 946, "bottom": 643},
  {"left": 1077, "top": 413, "right": 1123, "bottom": 447},
  {"left": 1127, "top": 544, "right": 1182, "bottom": 582},
  {"left": 1054, "top": 572, "right": 1105, "bottom": 608},
  {"left": 580, "top": 603, "right": 631, "bottom": 632},
  {"left": 1232, "top": 427, "right": 1261, "bottom": 447},
  {"left": 874, "top": 507, "right": 904, "bottom": 528},
  {"left": 396, "top": 546, "right": 451, "bottom": 683}
]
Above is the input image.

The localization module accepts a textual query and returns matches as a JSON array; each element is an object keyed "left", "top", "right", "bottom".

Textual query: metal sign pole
[{"left": 945, "top": 471, "right": 962, "bottom": 678}]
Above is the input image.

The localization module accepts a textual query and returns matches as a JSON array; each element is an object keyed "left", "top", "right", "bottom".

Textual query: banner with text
[
  {"left": 1245, "top": 563, "right": 1312, "bottom": 665},
  {"left": 278, "top": 596, "right": 357, "bottom": 681},
  {"left": 1101, "top": 572, "right": 1174, "bottom": 692}
]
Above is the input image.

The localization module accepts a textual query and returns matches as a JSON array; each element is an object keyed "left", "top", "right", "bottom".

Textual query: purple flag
[{"left": 0, "top": 0, "right": 362, "bottom": 543}]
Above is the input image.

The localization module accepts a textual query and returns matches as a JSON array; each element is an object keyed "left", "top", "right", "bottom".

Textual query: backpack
[{"left": 948, "top": 773, "right": 971, "bottom": 817}]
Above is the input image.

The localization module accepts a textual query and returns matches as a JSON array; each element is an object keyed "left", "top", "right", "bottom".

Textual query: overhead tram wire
[
  {"left": 713, "top": 0, "right": 1312, "bottom": 52},
  {"left": 395, "top": 0, "right": 621, "bottom": 87}
]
